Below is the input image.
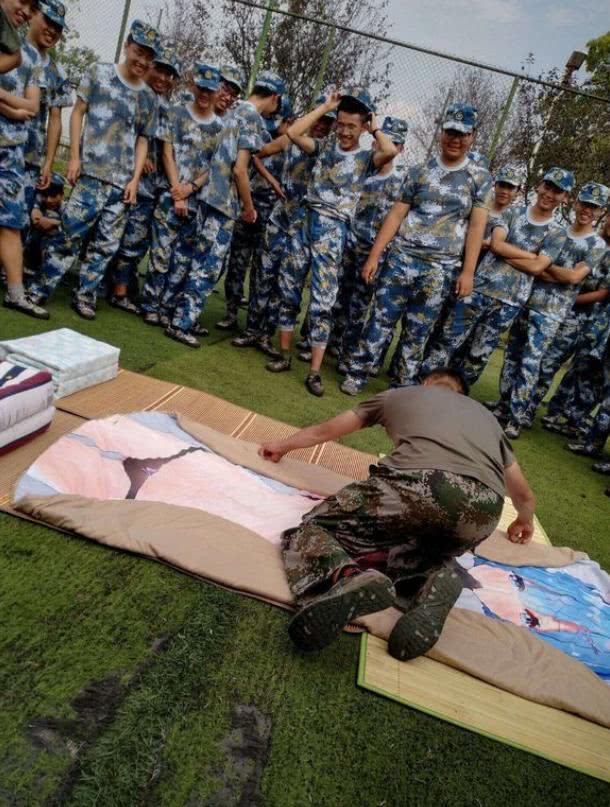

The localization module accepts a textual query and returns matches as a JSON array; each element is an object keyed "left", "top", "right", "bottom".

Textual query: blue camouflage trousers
[
  {"left": 29, "top": 175, "right": 128, "bottom": 304},
  {"left": 497, "top": 308, "right": 562, "bottom": 426},
  {"left": 224, "top": 198, "right": 274, "bottom": 317},
  {"left": 245, "top": 218, "right": 288, "bottom": 337},
  {"left": 331, "top": 238, "right": 374, "bottom": 361},
  {"left": 23, "top": 164, "right": 40, "bottom": 219},
  {"left": 113, "top": 194, "right": 156, "bottom": 286},
  {"left": 422, "top": 291, "right": 521, "bottom": 387},
  {"left": 546, "top": 355, "right": 604, "bottom": 427},
  {"left": 140, "top": 191, "right": 198, "bottom": 317},
  {"left": 345, "top": 251, "right": 449, "bottom": 387},
  {"left": 171, "top": 203, "right": 235, "bottom": 333},
  {"left": 584, "top": 355, "right": 610, "bottom": 451},
  {"left": 0, "top": 144, "right": 27, "bottom": 231},
  {"left": 277, "top": 212, "right": 311, "bottom": 335}
]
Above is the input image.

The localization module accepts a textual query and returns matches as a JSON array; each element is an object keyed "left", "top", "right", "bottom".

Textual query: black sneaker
[
  {"left": 3, "top": 294, "right": 49, "bottom": 320},
  {"left": 232, "top": 330, "right": 258, "bottom": 348},
  {"left": 110, "top": 296, "right": 140, "bottom": 314},
  {"left": 305, "top": 372, "right": 324, "bottom": 397},
  {"left": 71, "top": 299, "right": 96, "bottom": 320},
  {"left": 142, "top": 311, "right": 160, "bottom": 326},
  {"left": 165, "top": 325, "right": 201, "bottom": 348},
  {"left": 256, "top": 336, "right": 282, "bottom": 360},
  {"left": 482, "top": 400, "right": 501, "bottom": 411},
  {"left": 288, "top": 570, "right": 395, "bottom": 652},
  {"left": 565, "top": 441, "right": 601, "bottom": 458},
  {"left": 504, "top": 422, "right": 521, "bottom": 440},
  {"left": 297, "top": 349, "right": 312, "bottom": 363},
  {"left": 265, "top": 356, "right": 291, "bottom": 373},
  {"left": 215, "top": 314, "right": 238, "bottom": 331},
  {"left": 541, "top": 416, "right": 568, "bottom": 434},
  {"left": 159, "top": 313, "right": 170, "bottom": 329},
  {"left": 388, "top": 565, "right": 463, "bottom": 661},
  {"left": 592, "top": 461, "right": 610, "bottom": 475},
  {"left": 191, "top": 322, "right": 209, "bottom": 337},
  {"left": 295, "top": 339, "right": 309, "bottom": 351}
]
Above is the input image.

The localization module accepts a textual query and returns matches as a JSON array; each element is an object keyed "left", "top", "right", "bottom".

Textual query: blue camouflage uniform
[
  {"left": 345, "top": 107, "right": 492, "bottom": 391},
  {"left": 170, "top": 70, "right": 284, "bottom": 335},
  {"left": 423, "top": 180, "right": 568, "bottom": 388},
  {"left": 24, "top": 174, "right": 65, "bottom": 270},
  {"left": 0, "top": 44, "right": 42, "bottom": 232},
  {"left": 141, "top": 70, "right": 223, "bottom": 320},
  {"left": 335, "top": 116, "right": 408, "bottom": 366},
  {"left": 28, "top": 20, "right": 159, "bottom": 308}
]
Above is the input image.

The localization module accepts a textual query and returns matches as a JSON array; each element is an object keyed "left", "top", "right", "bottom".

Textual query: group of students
[{"left": 0, "top": 7, "right": 609, "bottom": 469}]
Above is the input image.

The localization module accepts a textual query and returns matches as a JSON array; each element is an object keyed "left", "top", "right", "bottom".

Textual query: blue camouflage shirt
[
  {"left": 352, "top": 166, "right": 404, "bottom": 246},
  {"left": 159, "top": 103, "right": 222, "bottom": 211},
  {"left": 251, "top": 131, "right": 286, "bottom": 209},
  {"left": 202, "top": 100, "right": 264, "bottom": 220},
  {"left": 574, "top": 249, "right": 610, "bottom": 360},
  {"left": 475, "top": 205, "right": 567, "bottom": 307},
  {"left": 0, "top": 50, "right": 42, "bottom": 147},
  {"left": 527, "top": 229, "right": 608, "bottom": 321},
  {"left": 136, "top": 95, "right": 169, "bottom": 201},
  {"left": 306, "top": 134, "right": 374, "bottom": 222},
  {"left": 21, "top": 41, "right": 72, "bottom": 167},
  {"left": 77, "top": 63, "right": 157, "bottom": 189},
  {"left": 269, "top": 141, "right": 317, "bottom": 233},
  {"left": 396, "top": 156, "right": 493, "bottom": 266}
]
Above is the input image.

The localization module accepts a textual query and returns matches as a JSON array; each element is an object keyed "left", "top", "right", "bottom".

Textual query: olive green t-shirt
[{"left": 353, "top": 385, "right": 515, "bottom": 497}]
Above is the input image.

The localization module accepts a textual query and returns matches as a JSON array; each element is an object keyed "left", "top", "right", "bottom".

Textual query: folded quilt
[
  {"left": 0, "top": 329, "right": 119, "bottom": 398},
  {"left": 0, "top": 405, "right": 54, "bottom": 454},
  {"left": 0, "top": 361, "right": 53, "bottom": 430}
]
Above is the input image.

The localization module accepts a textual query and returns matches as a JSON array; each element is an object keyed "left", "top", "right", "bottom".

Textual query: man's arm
[
  {"left": 542, "top": 261, "right": 590, "bottom": 285},
  {"left": 252, "top": 154, "right": 285, "bottom": 200},
  {"left": 39, "top": 107, "right": 63, "bottom": 189},
  {"left": 124, "top": 135, "right": 148, "bottom": 204},
  {"left": 233, "top": 147, "right": 256, "bottom": 223},
  {"left": 259, "top": 411, "right": 365, "bottom": 462},
  {"left": 286, "top": 93, "right": 340, "bottom": 155},
  {"left": 66, "top": 98, "right": 87, "bottom": 185},
  {"left": 370, "top": 113, "right": 397, "bottom": 169},
  {"left": 0, "top": 100, "right": 33, "bottom": 120},
  {"left": 456, "top": 207, "right": 488, "bottom": 297},
  {"left": 576, "top": 287, "right": 609, "bottom": 305},
  {"left": 489, "top": 227, "right": 537, "bottom": 261},
  {"left": 504, "top": 461, "right": 536, "bottom": 544},
  {"left": 0, "top": 50, "right": 21, "bottom": 73},
  {"left": 0, "top": 82, "right": 39, "bottom": 113},
  {"left": 257, "top": 134, "right": 290, "bottom": 158},
  {"left": 361, "top": 200, "right": 410, "bottom": 284},
  {"left": 505, "top": 254, "right": 552, "bottom": 276}
]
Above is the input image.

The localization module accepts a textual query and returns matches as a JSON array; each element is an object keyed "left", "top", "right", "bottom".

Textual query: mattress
[{"left": 0, "top": 329, "right": 120, "bottom": 398}]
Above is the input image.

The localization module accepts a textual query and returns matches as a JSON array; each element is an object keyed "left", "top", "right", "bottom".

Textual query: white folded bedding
[
  {"left": 0, "top": 361, "right": 54, "bottom": 432},
  {"left": 0, "top": 405, "right": 55, "bottom": 452}
]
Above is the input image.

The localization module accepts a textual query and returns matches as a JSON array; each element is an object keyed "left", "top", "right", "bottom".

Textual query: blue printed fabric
[
  {"left": 351, "top": 166, "right": 405, "bottom": 246},
  {"left": 527, "top": 230, "right": 608, "bottom": 321},
  {"left": 77, "top": 63, "right": 157, "bottom": 189},
  {"left": 22, "top": 41, "right": 72, "bottom": 168},
  {"left": 475, "top": 204, "right": 567, "bottom": 306},
  {"left": 137, "top": 95, "right": 169, "bottom": 202},
  {"left": 0, "top": 143, "right": 26, "bottom": 229},
  {"left": 202, "top": 100, "right": 264, "bottom": 220},
  {"left": 396, "top": 155, "right": 492, "bottom": 266},
  {"left": 0, "top": 49, "right": 42, "bottom": 147},
  {"left": 251, "top": 134, "right": 286, "bottom": 206},
  {"left": 269, "top": 143, "right": 317, "bottom": 234},
  {"left": 306, "top": 134, "right": 374, "bottom": 222},
  {"left": 159, "top": 103, "right": 223, "bottom": 212}
]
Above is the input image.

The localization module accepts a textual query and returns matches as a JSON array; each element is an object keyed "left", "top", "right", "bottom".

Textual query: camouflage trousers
[
  {"left": 345, "top": 251, "right": 450, "bottom": 389},
  {"left": 224, "top": 198, "right": 274, "bottom": 317},
  {"left": 29, "top": 175, "right": 128, "bottom": 305},
  {"left": 113, "top": 194, "right": 156, "bottom": 286},
  {"left": 24, "top": 221, "right": 65, "bottom": 273},
  {"left": 277, "top": 212, "right": 311, "bottom": 334},
  {"left": 245, "top": 218, "right": 288, "bottom": 337},
  {"left": 23, "top": 163, "right": 40, "bottom": 220},
  {"left": 0, "top": 144, "right": 27, "bottom": 231},
  {"left": 546, "top": 355, "right": 604, "bottom": 427},
  {"left": 496, "top": 308, "right": 562, "bottom": 426},
  {"left": 282, "top": 465, "right": 503, "bottom": 603},
  {"left": 140, "top": 192, "right": 198, "bottom": 317},
  {"left": 330, "top": 238, "right": 374, "bottom": 360},
  {"left": 584, "top": 355, "right": 610, "bottom": 451},
  {"left": 422, "top": 292, "right": 521, "bottom": 387},
  {"left": 171, "top": 203, "right": 235, "bottom": 333}
]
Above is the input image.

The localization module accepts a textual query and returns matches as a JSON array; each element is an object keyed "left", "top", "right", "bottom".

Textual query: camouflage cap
[
  {"left": 254, "top": 70, "right": 285, "bottom": 96},
  {"left": 495, "top": 165, "right": 523, "bottom": 187},
  {"left": 220, "top": 64, "right": 246, "bottom": 94},
  {"left": 128, "top": 19, "right": 160, "bottom": 55},
  {"left": 265, "top": 94, "right": 294, "bottom": 131},
  {"left": 340, "top": 86, "right": 375, "bottom": 114},
  {"left": 193, "top": 62, "right": 221, "bottom": 92},
  {"left": 443, "top": 103, "right": 478, "bottom": 133},
  {"left": 543, "top": 167, "right": 575, "bottom": 193},
  {"left": 154, "top": 43, "right": 181, "bottom": 76},
  {"left": 48, "top": 172, "right": 65, "bottom": 190},
  {"left": 468, "top": 150, "right": 490, "bottom": 169},
  {"left": 38, "top": 0, "right": 68, "bottom": 30},
  {"left": 578, "top": 181, "right": 610, "bottom": 207},
  {"left": 381, "top": 115, "right": 408, "bottom": 145}
]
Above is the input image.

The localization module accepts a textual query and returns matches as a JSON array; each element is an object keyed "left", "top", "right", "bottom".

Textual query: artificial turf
[{"left": 0, "top": 287, "right": 608, "bottom": 806}]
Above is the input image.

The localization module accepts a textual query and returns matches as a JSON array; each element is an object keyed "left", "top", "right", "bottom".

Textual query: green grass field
[{"left": 1, "top": 288, "right": 608, "bottom": 806}]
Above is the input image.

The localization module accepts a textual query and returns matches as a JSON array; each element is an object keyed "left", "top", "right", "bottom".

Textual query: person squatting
[{"left": 2, "top": 14, "right": 609, "bottom": 468}]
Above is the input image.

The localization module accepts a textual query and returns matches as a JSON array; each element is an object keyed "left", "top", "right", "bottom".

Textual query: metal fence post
[
  {"left": 114, "top": 0, "right": 132, "bottom": 64},
  {"left": 247, "top": 1, "right": 279, "bottom": 95},
  {"left": 426, "top": 87, "right": 452, "bottom": 158},
  {"left": 310, "top": 27, "right": 336, "bottom": 104},
  {"left": 487, "top": 76, "right": 519, "bottom": 163}
]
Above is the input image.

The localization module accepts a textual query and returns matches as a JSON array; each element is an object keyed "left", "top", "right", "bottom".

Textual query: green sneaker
[
  {"left": 388, "top": 566, "right": 463, "bottom": 661},
  {"left": 288, "top": 570, "right": 395, "bottom": 652}
]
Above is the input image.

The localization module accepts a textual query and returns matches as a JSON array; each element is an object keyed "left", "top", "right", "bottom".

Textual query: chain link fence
[{"left": 61, "top": 0, "right": 609, "bottom": 187}]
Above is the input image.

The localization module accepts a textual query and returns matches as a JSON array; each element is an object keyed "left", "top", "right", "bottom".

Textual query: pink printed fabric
[{"left": 21, "top": 414, "right": 323, "bottom": 544}]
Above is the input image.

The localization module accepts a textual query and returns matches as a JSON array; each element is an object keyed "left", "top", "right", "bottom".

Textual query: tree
[{"left": 52, "top": 1, "right": 97, "bottom": 86}]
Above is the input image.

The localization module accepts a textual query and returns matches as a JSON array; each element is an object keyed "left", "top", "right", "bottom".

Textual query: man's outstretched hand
[
  {"left": 506, "top": 518, "right": 534, "bottom": 544},
  {"left": 258, "top": 442, "right": 287, "bottom": 463}
]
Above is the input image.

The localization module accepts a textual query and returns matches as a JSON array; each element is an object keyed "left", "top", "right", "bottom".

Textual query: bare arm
[
  {"left": 0, "top": 82, "right": 39, "bottom": 113},
  {"left": 259, "top": 411, "right": 366, "bottom": 462},
  {"left": 506, "top": 254, "right": 552, "bottom": 276},
  {"left": 67, "top": 98, "right": 87, "bottom": 185},
  {"left": 370, "top": 113, "right": 397, "bottom": 169},
  {"left": 233, "top": 148, "right": 256, "bottom": 222},
  {"left": 287, "top": 92, "right": 340, "bottom": 155},
  {"left": 0, "top": 50, "right": 21, "bottom": 73},
  {"left": 0, "top": 100, "right": 33, "bottom": 120},
  {"left": 490, "top": 227, "right": 537, "bottom": 261},
  {"left": 504, "top": 461, "right": 536, "bottom": 544},
  {"left": 542, "top": 261, "right": 590, "bottom": 285},
  {"left": 361, "top": 201, "right": 410, "bottom": 284},
  {"left": 576, "top": 288, "right": 609, "bottom": 305},
  {"left": 252, "top": 154, "right": 285, "bottom": 200},
  {"left": 124, "top": 135, "right": 148, "bottom": 203},
  {"left": 456, "top": 207, "right": 488, "bottom": 297},
  {"left": 257, "top": 134, "right": 289, "bottom": 158},
  {"left": 39, "top": 107, "right": 63, "bottom": 189}
]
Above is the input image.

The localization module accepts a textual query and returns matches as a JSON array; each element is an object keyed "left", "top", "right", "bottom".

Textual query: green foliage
[
  {"left": 586, "top": 31, "right": 610, "bottom": 72},
  {"left": 52, "top": 1, "right": 98, "bottom": 86}
]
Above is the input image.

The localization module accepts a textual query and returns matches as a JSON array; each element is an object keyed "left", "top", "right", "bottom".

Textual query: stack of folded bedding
[
  {"left": 0, "top": 329, "right": 120, "bottom": 398},
  {"left": 0, "top": 362, "right": 55, "bottom": 455}
]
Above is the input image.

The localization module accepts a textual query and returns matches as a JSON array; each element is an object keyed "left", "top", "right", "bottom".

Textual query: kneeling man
[{"left": 259, "top": 368, "right": 536, "bottom": 660}]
